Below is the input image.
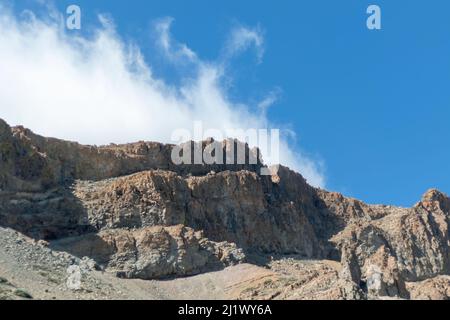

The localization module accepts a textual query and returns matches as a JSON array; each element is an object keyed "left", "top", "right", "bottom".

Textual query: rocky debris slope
[
  {"left": 0, "top": 275, "right": 32, "bottom": 300},
  {"left": 2, "top": 226, "right": 449, "bottom": 301},
  {"left": 1, "top": 118, "right": 449, "bottom": 299},
  {"left": 0, "top": 226, "right": 135, "bottom": 300},
  {"left": 237, "top": 258, "right": 364, "bottom": 300}
]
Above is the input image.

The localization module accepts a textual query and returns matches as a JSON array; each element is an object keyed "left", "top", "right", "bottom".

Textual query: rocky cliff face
[
  {"left": 0, "top": 118, "right": 449, "bottom": 299},
  {"left": 52, "top": 225, "right": 245, "bottom": 280}
]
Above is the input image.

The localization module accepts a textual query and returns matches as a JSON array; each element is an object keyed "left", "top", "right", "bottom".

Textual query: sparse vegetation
[
  {"left": 0, "top": 276, "right": 9, "bottom": 285},
  {"left": 14, "top": 289, "right": 33, "bottom": 299}
]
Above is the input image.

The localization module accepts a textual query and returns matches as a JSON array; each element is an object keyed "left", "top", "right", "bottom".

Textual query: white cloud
[
  {"left": 0, "top": 7, "right": 325, "bottom": 187},
  {"left": 224, "top": 25, "right": 265, "bottom": 63},
  {"left": 257, "top": 88, "right": 282, "bottom": 117},
  {"left": 155, "top": 17, "right": 197, "bottom": 63}
]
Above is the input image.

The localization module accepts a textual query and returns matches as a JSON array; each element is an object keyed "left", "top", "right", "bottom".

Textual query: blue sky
[{"left": 3, "top": 0, "right": 450, "bottom": 206}]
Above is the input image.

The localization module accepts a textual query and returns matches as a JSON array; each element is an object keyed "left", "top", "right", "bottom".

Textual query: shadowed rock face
[
  {"left": 0, "top": 118, "right": 264, "bottom": 240},
  {"left": 51, "top": 225, "right": 246, "bottom": 280},
  {"left": 1, "top": 118, "right": 449, "bottom": 298}
]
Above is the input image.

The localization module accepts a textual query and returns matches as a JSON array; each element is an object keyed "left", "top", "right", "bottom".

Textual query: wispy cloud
[
  {"left": 257, "top": 88, "right": 282, "bottom": 117},
  {"left": 224, "top": 24, "right": 265, "bottom": 63},
  {"left": 155, "top": 17, "right": 197, "bottom": 63},
  {"left": 0, "top": 6, "right": 325, "bottom": 187}
]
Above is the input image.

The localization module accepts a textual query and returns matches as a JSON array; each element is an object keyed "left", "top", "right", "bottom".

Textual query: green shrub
[{"left": 14, "top": 289, "right": 33, "bottom": 299}]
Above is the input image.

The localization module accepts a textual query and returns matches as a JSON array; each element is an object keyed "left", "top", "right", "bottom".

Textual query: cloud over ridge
[{"left": 0, "top": 5, "right": 325, "bottom": 187}]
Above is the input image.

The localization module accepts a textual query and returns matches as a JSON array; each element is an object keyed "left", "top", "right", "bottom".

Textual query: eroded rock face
[
  {"left": 0, "top": 188, "right": 94, "bottom": 239},
  {"left": 52, "top": 225, "right": 245, "bottom": 279},
  {"left": 6, "top": 124, "right": 263, "bottom": 186},
  {"left": 0, "top": 120, "right": 264, "bottom": 240},
  {"left": 331, "top": 189, "right": 450, "bottom": 298},
  {"left": 1, "top": 118, "right": 450, "bottom": 298},
  {"left": 74, "top": 171, "right": 190, "bottom": 230},
  {"left": 237, "top": 258, "right": 365, "bottom": 300},
  {"left": 0, "top": 119, "right": 56, "bottom": 192},
  {"left": 71, "top": 169, "right": 321, "bottom": 256},
  {"left": 185, "top": 169, "right": 321, "bottom": 255},
  {"left": 407, "top": 275, "right": 450, "bottom": 300}
]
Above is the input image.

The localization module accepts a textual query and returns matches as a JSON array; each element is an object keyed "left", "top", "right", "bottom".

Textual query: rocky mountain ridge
[{"left": 0, "top": 118, "right": 449, "bottom": 299}]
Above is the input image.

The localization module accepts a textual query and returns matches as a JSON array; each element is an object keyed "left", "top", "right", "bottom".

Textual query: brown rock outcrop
[
  {"left": 52, "top": 225, "right": 245, "bottom": 279},
  {"left": 407, "top": 275, "right": 450, "bottom": 300},
  {"left": 331, "top": 189, "right": 450, "bottom": 298},
  {"left": 71, "top": 169, "right": 321, "bottom": 256},
  {"left": 5, "top": 122, "right": 263, "bottom": 189}
]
